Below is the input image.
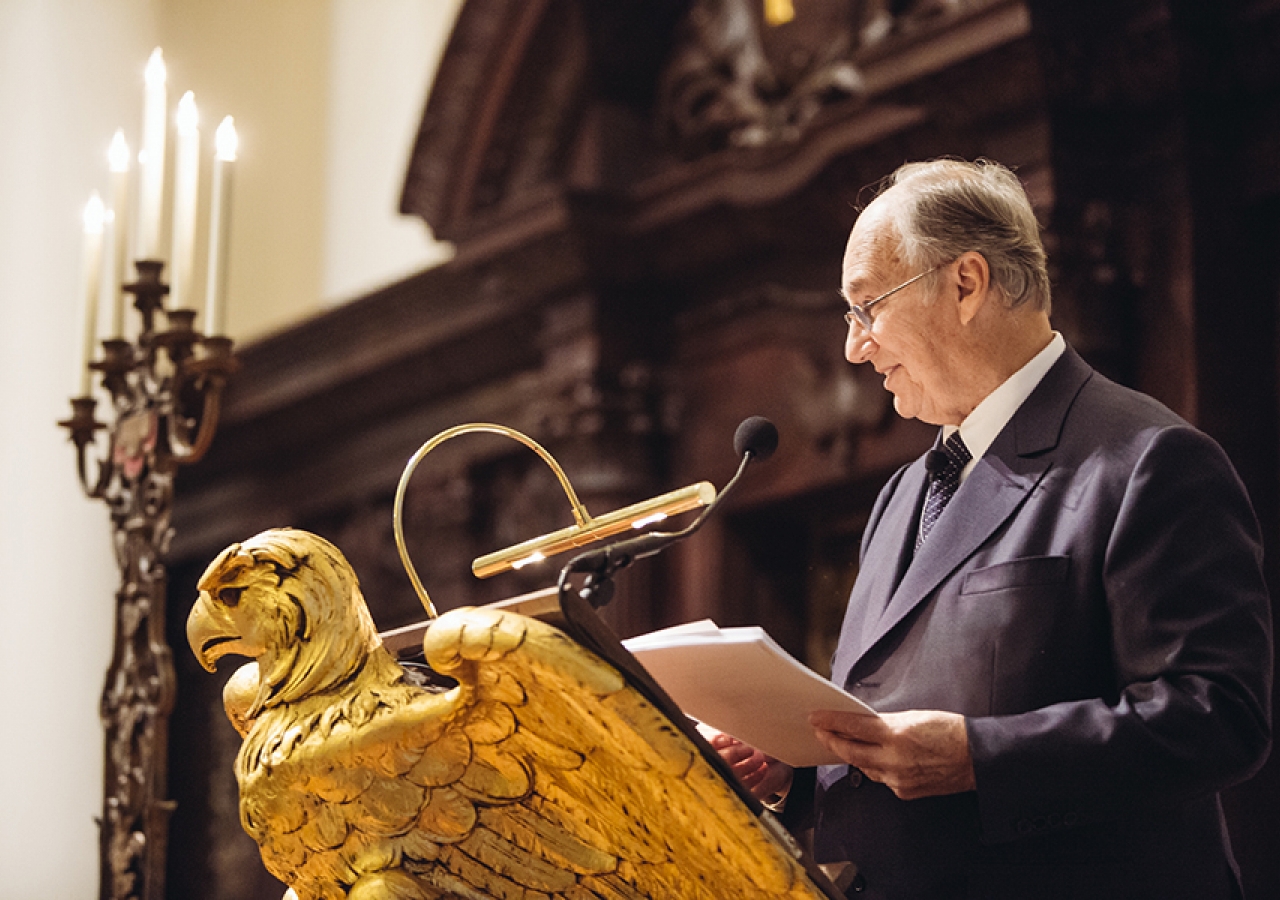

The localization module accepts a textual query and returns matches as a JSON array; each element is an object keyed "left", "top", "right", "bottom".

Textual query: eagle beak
[{"left": 187, "top": 591, "right": 241, "bottom": 673}]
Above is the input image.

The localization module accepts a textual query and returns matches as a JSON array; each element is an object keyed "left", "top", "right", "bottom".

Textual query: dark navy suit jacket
[{"left": 809, "top": 347, "right": 1272, "bottom": 899}]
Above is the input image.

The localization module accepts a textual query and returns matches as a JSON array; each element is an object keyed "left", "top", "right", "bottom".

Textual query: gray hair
[{"left": 878, "top": 158, "right": 1051, "bottom": 312}]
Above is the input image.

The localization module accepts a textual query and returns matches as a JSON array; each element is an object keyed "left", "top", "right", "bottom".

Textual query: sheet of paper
[
  {"left": 623, "top": 624, "right": 876, "bottom": 767},
  {"left": 625, "top": 618, "right": 720, "bottom": 643}
]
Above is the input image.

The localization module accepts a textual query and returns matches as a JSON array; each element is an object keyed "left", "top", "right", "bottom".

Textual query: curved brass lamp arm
[{"left": 393, "top": 423, "right": 592, "bottom": 618}]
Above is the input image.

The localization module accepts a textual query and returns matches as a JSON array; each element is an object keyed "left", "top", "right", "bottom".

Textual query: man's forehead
[
  {"left": 841, "top": 264, "right": 874, "bottom": 300},
  {"left": 842, "top": 209, "right": 902, "bottom": 296}
]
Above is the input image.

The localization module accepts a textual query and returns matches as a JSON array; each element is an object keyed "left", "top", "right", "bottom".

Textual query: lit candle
[
  {"left": 170, "top": 91, "right": 199, "bottom": 310},
  {"left": 77, "top": 193, "right": 107, "bottom": 396},
  {"left": 137, "top": 48, "right": 167, "bottom": 261},
  {"left": 107, "top": 130, "right": 131, "bottom": 337},
  {"left": 205, "top": 116, "right": 237, "bottom": 336}
]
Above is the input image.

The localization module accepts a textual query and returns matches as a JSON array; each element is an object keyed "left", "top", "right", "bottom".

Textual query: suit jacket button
[
  {"left": 1015, "top": 818, "right": 1031, "bottom": 835},
  {"left": 848, "top": 769, "right": 864, "bottom": 788}
]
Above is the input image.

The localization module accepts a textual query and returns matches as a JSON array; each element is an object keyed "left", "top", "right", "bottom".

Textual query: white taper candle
[
  {"left": 108, "top": 130, "right": 131, "bottom": 337},
  {"left": 170, "top": 91, "right": 200, "bottom": 310},
  {"left": 205, "top": 117, "right": 237, "bottom": 336},
  {"left": 78, "top": 194, "right": 107, "bottom": 396},
  {"left": 137, "top": 48, "right": 167, "bottom": 261}
]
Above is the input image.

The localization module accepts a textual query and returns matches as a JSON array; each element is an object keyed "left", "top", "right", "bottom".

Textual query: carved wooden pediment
[{"left": 401, "top": 0, "right": 1034, "bottom": 256}]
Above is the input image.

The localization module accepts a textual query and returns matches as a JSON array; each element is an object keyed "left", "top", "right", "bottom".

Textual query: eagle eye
[{"left": 219, "top": 587, "right": 244, "bottom": 607}]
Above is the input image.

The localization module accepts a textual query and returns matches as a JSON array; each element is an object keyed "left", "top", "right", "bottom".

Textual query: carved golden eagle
[{"left": 187, "top": 528, "right": 831, "bottom": 900}]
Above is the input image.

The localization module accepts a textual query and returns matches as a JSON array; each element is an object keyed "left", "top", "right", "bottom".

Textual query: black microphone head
[{"left": 733, "top": 416, "right": 779, "bottom": 461}]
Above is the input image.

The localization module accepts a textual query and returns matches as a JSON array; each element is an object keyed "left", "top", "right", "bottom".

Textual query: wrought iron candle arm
[{"left": 60, "top": 258, "right": 237, "bottom": 900}]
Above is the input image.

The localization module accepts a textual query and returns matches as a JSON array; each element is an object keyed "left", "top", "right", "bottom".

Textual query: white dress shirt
[{"left": 945, "top": 332, "right": 1066, "bottom": 483}]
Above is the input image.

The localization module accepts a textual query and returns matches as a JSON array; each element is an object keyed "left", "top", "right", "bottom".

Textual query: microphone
[
  {"left": 733, "top": 415, "right": 779, "bottom": 462},
  {"left": 565, "top": 416, "right": 779, "bottom": 576}
]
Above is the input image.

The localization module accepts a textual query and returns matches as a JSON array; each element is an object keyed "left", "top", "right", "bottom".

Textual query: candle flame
[
  {"left": 177, "top": 91, "right": 199, "bottom": 135},
  {"left": 215, "top": 116, "right": 238, "bottom": 161},
  {"left": 84, "top": 193, "right": 106, "bottom": 234},
  {"left": 109, "top": 130, "right": 130, "bottom": 172},
  {"left": 145, "top": 48, "right": 166, "bottom": 88}
]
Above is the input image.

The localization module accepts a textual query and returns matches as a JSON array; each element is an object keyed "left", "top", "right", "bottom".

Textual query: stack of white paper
[{"left": 623, "top": 620, "right": 876, "bottom": 767}]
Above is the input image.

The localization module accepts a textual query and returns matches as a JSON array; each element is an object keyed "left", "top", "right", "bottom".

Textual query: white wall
[
  {"left": 0, "top": 1, "right": 462, "bottom": 893},
  {"left": 152, "top": 0, "right": 460, "bottom": 339},
  {"left": 0, "top": 2, "right": 159, "bottom": 895},
  {"left": 158, "top": 0, "right": 332, "bottom": 342},
  {"left": 323, "top": 0, "right": 460, "bottom": 305}
]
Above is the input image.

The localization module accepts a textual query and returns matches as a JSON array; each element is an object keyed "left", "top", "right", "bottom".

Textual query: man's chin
[
  {"left": 891, "top": 393, "right": 918, "bottom": 421},
  {"left": 892, "top": 394, "right": 949, "bottom": 426}
]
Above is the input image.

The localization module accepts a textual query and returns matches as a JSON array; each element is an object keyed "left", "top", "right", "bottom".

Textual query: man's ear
[{"left": 955, "top": 251, "right": 991, "bottom": 325}]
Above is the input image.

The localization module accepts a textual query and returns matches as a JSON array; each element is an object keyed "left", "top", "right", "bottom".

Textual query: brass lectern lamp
[{"left": 187, "top": 420, "right": 846, "bottom": 900}]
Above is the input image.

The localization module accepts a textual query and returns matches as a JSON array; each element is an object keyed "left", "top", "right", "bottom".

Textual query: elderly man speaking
[{"left": 714, "top": 159, "right": 1272, "bottom": 899}]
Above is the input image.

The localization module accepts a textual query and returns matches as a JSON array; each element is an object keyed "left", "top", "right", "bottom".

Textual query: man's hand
[
  {"left": 810, "top": 709, "right": 975, "bottom": 800},
  {"left": 699, "top": 724, "right": 794, "bottom": 801}
]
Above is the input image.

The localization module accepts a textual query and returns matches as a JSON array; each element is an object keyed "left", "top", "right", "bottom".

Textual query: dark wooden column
[
  {"left": 1026, "top": 0, "right": 1197, "bottom": 415},
  {"left": 1170, "top": 3, "right": 1280, "bottom": 894},
  {"left": 1031, "top": 2, "right": 1280, "bottom": 895}
]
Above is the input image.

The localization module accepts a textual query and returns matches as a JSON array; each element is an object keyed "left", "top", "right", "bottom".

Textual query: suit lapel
[
  {"left": 853, "top": 461, "right": 928, "bottom": 652},
  {"left": 866, "top": 451, "right": 1050, "bottom": 651},
  {"left": 845, "top": 347, "right": 1095, "bottom": 673}
]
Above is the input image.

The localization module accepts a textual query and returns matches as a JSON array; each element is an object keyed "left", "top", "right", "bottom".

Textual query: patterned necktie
[{"left": 917, "top": 431, "right": 971, "bottom": 550}]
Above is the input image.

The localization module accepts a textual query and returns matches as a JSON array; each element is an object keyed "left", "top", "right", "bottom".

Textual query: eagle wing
[
  {"left": 235, "top": 605, "right": 831, "bottom": 900},
  {"left": 408, "top": 604, "right": 830, "bottom": 900}
]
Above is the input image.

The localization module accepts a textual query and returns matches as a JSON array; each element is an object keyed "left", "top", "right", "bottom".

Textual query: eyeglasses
[{"left": 844, "top": 261, "right": 947, "bottom": 330}]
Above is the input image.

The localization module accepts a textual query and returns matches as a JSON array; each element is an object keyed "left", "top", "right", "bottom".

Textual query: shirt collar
[{"left": 943, "top": 332, "right": 1065, "bottom": 481}]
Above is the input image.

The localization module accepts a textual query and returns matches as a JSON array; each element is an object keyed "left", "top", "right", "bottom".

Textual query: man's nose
[{"left": 846, "top": 326, "right": 876, "bottom": 364}]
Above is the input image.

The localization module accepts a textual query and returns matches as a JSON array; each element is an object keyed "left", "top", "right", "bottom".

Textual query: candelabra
[{"left": 60, "top": 260, "right": 237, "bottom": 900}]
